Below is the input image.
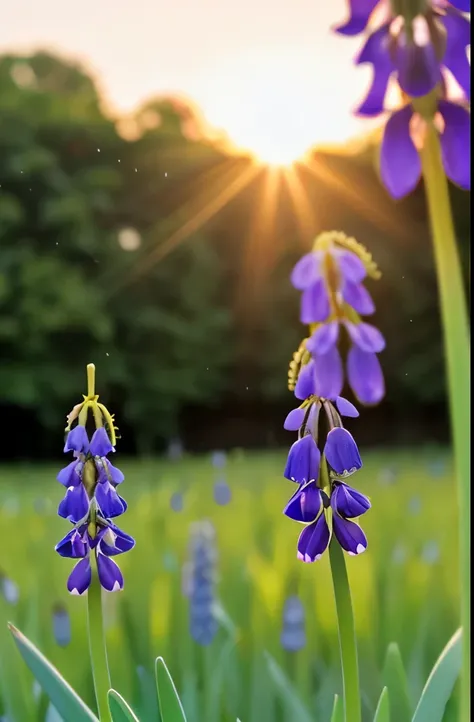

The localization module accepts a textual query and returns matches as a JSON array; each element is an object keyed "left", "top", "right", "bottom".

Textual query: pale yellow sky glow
[{"left": 1, "top": 0, "right": 378, "bottom": 162}]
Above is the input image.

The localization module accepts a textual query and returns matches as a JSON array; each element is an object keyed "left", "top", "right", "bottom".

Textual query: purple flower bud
[
  {"left": 67, "top": 558, "right": 92, "bottom": 596},
  {"left": 90, "top": 428, "right": 114, "bottom": 457},
  {"left": 347, "top": 346, "right": 385, "bottom": 405},
  {"left": 332, "top": 514, "right": 367, "bottom": 556},
  {"left": 97, "top": 553, "right": 124, "bottom": 592},
  {"left": 290, "top": 252, "right": 322, "bottom": 290},
  {"left": 64, "top": 426, "right": 89, "bottom": 454},
  {"left": 283, "top": 482, "right": 322, "bottom": 523},
  {"left": 57, "top": 485, "right": 90, "bottom": 524},
  {"left": 324, "top": 427, "right": 362, "bottom": 477},
  {"left": 297, "top": 512, "right": 331, "bottom": 562},
  {"left": 331, "top": 482, "right": 371, "bottom": 518},
  {"left": 95, "top": 482, "right": 127, "bottom": 518},
  {"left": 284, "top": 435, "right": 321, "bottom": 484}
]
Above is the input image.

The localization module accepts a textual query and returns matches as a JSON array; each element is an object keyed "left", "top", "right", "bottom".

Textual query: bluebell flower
[
  {"left": 213, "top": 479, "right": 232, "bottom": 505},
  {"left": 280, "top": 596, "right": 306, "bottom": 652},
  {"left": 52, "top": 605, "right": 71, "bottom": 647},
  {"left": 188, "top": 521, "right": 218, "bottom": 646}
]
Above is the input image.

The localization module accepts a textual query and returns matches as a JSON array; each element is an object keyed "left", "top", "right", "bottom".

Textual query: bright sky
[{"left": 1, "top": 0, "right": 376, "bottom": 163}]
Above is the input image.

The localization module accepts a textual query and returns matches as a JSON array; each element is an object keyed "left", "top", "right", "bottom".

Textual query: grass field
[{"left": 0, "top": 447, "right": 459, "bottom": 722}]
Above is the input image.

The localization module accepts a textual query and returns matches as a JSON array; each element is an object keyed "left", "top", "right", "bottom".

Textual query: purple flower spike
[
  {"left": 57, "top": 460, "right": 83, "bottom": 487},
  {"left": 332, "top": 515, "right": 368, "bottom": 555},
  {"left": 90, "top": 428, "right": 114, "bottom": 457},
  {"left": 331, "top": 482, "right": 371, "bottom": 518},
  {"left": 284, "top": 435, "right": 321, "bottom": 484},
  {"left": 58, "top": 484, "right": 90, "bottom": 523},
  {"left": 284, "top": 482, "right": 322, "bottom": 523},
  {"left": 306, "top": 322, "right": 339, "bottom": 355},
  {"left": 67, "top": 558, "right": 92, "bottom": 596},
  {"left": 297, "top": 513, "right": 331, "bottom": 562},
  {"left": 95, "top": 482, "right": 127, "bottom": 519},
  {"left": 64, "top": 425, "right": 89, "bottom": 454},
  {"left": 438, "top": 101, "right": 471, "bottom": 190},
  {"left": 380, "top": 105, "right": 421, "bottom": 199},
  {"left": 335, "top": 0, "right": 381, "bottom": 36},
  {"left": 314, "top": 346, "right": 344, "bottom": 400},
  {"left": 347, "top": 346, "right": 385, "bottom": 405},
  {"left": 335, "top": 396, "right": 359, "bottom": 418},
  {"left": 294, "top": 359, "right": 316, "bottom": 401},
  {"left": 346, "top": 322, "right": 386, "bottom": 353},
  {"left": 300, "top": 279, "right": 330, "bottom": 324},
  {"left": 291, "top": 252, "right": 322, "bottom": 290},
  {"left": 284, "top": 407, "right": 306, "bottom": 431},
  {"left": 324, "top": 427, "right": 362, "bottom": 477},
  {"left": 341, "top": 280, "right": 375, "bottom": 315},
  {"left": 97, "top": 553, "right": 124, "bottom": 592}
]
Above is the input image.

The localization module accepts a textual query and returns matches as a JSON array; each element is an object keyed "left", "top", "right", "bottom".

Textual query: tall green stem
[
  {"left": 329, "top": 540, "right": 362, "bottom": 722},
  {"left": 87, "top": 557, "right": 112, "bottom": 722},
  {"left": 419, "top": 122, "right": 470, "bottom": 722}
]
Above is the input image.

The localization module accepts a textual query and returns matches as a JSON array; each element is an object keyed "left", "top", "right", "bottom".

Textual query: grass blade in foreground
[
  {"left": 264, "top": 652, "right": 313, "bottom": 722},
  {"left": 382, "top": 642, "right": 411, "bottom": 722},
  {"left": 108, "top": 690, "right": 140, "bottom": 722},
  {"left": 8, "top": 623, "right": 98, "bottom": 721},
  {"left": 412, "top": 628, "right": 462, "bottom": 722},
  {"left": 373, "top": 688, "right": 389, "bottom": 722},
  {"left": 330, "top": 695, "right": 344, "bottom": 722},
  {"left": 155, "top": 656, "right": 188, "bottom": 722}
]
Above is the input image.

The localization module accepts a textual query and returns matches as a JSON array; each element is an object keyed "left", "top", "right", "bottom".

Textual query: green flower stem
[
  {"left": 329, "top": 540, "right": 362, "bottom": 722},
  {"left": 419, "top": 121, "right": 470, "bottom": 722},
  {"left": 87, "top": 554, "right": 112, "bottom": 722}
]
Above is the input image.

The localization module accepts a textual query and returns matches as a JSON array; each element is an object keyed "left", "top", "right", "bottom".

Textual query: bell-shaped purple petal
[
  {"left": 333, "top": 515, "right": 368, "bottom": 555},
  {"left": 58, "top": 484, "right": 90, "bottom": 523},
  {"left": 95, "top": 482, "right": 127, "bottom": 519},
  {"left": 57, "top": 460, "right": 83, "bottom": 488},
  {"left": 284, "top": 435, "right": 321, "bottom": 484},
  {"left": 96, "top": 458, "right": 125, "bottom": 485},
  {"left": 90, "top": 428, "right": 114, "bottom": 457},
  {"left": 99, "top": 524, "right": 135, "bottom": 556},
  {"left": 395, "top": 30, "right": 442, "bottom": 98},
  {"left": 64, "top": 425, "right": 89, "bottom": 454},
  {"left": 341, "top": 280, "right": 375, "bottom": 315},
  {"left": 284, "top": 407, "right": 306, "bottom": 431},
  {"left": 314, "top": 346, "right": 344, "bottom": 400},
  {"left": 380, "top": 105, "right": 421, "bottom": 199},
  {"left": 335, "top": 0, "right": 380, "bottom": 36},
  {"left": 347, "top": 346, "right": 385, "bottom": 405},
  {"left": 345, "top": 322, "right": 386, "bottom": 353},
  {"left": 55, "top": 527, "right": 88, "bottom": 558},
  {"left": 290, "top": 252, "right": 322, "bottom": 290},
  {"left": 297, "top": 513, "right": 331, "bottom": 562},
  {"left": 335, "top": 396, "right": 359, "bottom": 418},
  {"left": 97, "top": 553, "right": 124, "bottom": 592},
  {"left": 324, "top": 427, "right": 362, "bottom": 477},
  {"left": 294, "top": 359, "right": 316, "bottom": 401},
  {"left": 67, "top": 558, "right": 92, "bottom": 595},
  {"left": 333, "top": 248, "right": 367, "bottom": 284},
  {"left": 355, "top": 24, "right": 394, "bottom": 116},
  {"left": 442, "top": 11, "right": 471, "bottom": 100},
  {"left": 438, "top": 101, "right": 471, "bottom": 190},
  {"left": 300, "top": 279, "right": 330, "bottom": 324},
  {"left": 447, "top": 0, "right": 470, "bottom": 13},
  {"left": 331, "top": 482, "right": 371, "bottom": 518},
  {"left": 284, "top": 482, "right": 322, "bottom": 523},
  {"left": 307, "top": 322, "right": 339, "bottom": 356}
]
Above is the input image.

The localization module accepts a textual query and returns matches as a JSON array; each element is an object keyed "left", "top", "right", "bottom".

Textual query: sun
[{"left": 197, "top": 47, "right": 362, "bottom": 166}]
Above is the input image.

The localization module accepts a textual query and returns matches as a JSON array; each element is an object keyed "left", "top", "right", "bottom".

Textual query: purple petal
[
  {"left": 305, "top": 401, "right": 321, "bottom": 435},
  {"left": 395, "top": 30, "right": 442, "bottom": 98},
  {"left": 438, "top": 101, "right": 471, "bottom": 190},
  {"left": 99, "top": 524, "right": 135, "bottom": 556},
  {"left": 331, "top": 482, "right": 371, "bottom": 518},
  {"left": 294, "top": 360, "right": 316, "bottom": 401},
  {"left": 284, "top": 435, "right": 321, "bottom": 484},
  {"left": 324, "top": 427, "right": 362, "bottom": 477},
  {"left": 345, "top": 322, "right": 386, "bottom": 353},
  {"left": 67, "top": 558, "right": 92, "bottom": 595},
  {"left": 335, "top": 0, "right": 380, "bottom": 36},
  {"left": 332, "top": 248, "right": 367, "bottom": 284},
  {"left": 447, "top": 0, "right": 470, "bottom": 14},
  {"left": 355, "top": 24, "right": 393, "bottom": 116},
  {"left": 96, "top": 458, "right": 125, "bottom": 485},
  {"left": 380, "top": 105, "right": 421, "bottom": 199},
  {"left": 297, "top": 513, "right": 331, "bottom": 562},
  {"left": 58, "top": 484, "right": 90, "bottom": 523},
  {"left": 442, "top": 10, "right": 471, "bottom": 100},
  {"left": 341, "top": 280, "right": 375, "bottom": 315},
  {"left": 300, "top": 279, "right": 330, "bottom": 324},
  {"left": 332, "top": 515, "right": 368, "bottom": 555},
  {"left": 64, "top": 426, "right": 89, "bottom": 454},
  {"left": 290, "top": 252, "right": 322, "bottom": 290},
  {"left": 55, "top": 527, "right": 88, "bottom": 558},
  {"left": 90, "top": 428, "right": 114, "bottom": 457},
  {"left": 97, "top": 553, "right": 124, "bottom": 592},
  {"left": 95, "top": 482, "right": 127, "bottom": 519},
  {"left": 347, "top": 346, "right": 385, "bottom": 405},
  {"left": 314, "top": 346, "right": 344, "bottom": 400},
  {"left": 306, "top": 322, "right": 339, "bottom": 355},
  {"left": 335, "top": 396, "right": 359, "bottom": 418},
  {"left": 284, "top": 407, "right": 306, "bottom": 431},
  {"left": 57, "top": 460, "right": 83, "bottom": 487},
  {"left": 284, "top": 482, "right": 323, "bottom": 523}
]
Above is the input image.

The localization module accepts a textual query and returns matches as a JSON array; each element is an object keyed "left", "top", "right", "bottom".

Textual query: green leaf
[
  {"left": 373, "top": 688, "right": 390, "bottom": 722},
  {"left": 412, "top": 628, "right": 462, "bottom": 722},
  {"left": 155, "top": 656, "right": 187, "bottom": 722},
  {"left": 264, "top": 652, "right": 313, "bottom": 722},
  {"left": 330, "top": 694, "right": 343, "bottom": 722},
  {"left": 108, "top": 689, "right": 140, "bottom": 722},
  {"left": 8, "top": 623, "right": 98, "bottom": 721},
  {"left": 382, "top": 642, "right": 412, "bottom": 722}
]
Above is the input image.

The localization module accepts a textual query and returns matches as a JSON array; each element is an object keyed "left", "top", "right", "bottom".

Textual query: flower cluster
[
  {"left": 187, "top": 521, "right": 218, "bottom": 646},
  {"left": 336, "top": 0, "right": 471, "bottom": 197},
  {"left": 290, "top": 231, "right": 385, "bottom": 406},
  {"left": 55, "top": 366, "right": 134, "bottom": 595}
]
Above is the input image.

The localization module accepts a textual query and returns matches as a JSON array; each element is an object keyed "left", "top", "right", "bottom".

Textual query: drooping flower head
[{"left": 55, "top": 363, "right": 135, "bottom": 595}]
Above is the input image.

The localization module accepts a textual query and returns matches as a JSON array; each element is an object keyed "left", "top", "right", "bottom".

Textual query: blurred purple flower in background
[
  {"left": 187, "top": 521, "right": 218, "bottom": 646},
  {"left": 280, "top": 596, "right": 306, "bottom": 652}
]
